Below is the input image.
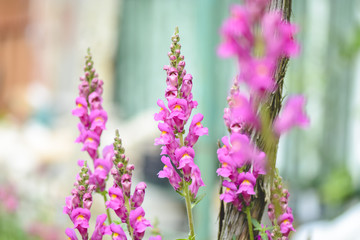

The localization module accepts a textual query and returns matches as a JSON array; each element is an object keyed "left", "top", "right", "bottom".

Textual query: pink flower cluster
[
  {"left": 217, "top": 84, "right": 267, "bottom": 210},
  {"left": 267, "top": 178, "right": 295, "bottom": 239},
  {"left": 155, "top": 29, "right": 208, "bottom": 198},
  {"left": 0, "top": 184, "right": 18, "bottom": 213},
  {"left": 105, "top": 130, "right": 154, "bottom": 240},
  {"left": 218, "top": 0, "right": 309, "bottom": 239},
  {"left": 72, "top": 50, "right": 113, "bottom": 192},
  {"left": 64, "top": 163, "right": 98, "bottom": 240},
  {"left": 218, "top": 0, "right": 299, "bottom": 98}
]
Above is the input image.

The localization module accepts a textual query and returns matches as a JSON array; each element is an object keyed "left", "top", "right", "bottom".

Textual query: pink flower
[
  {"left": 220, "top": 180, "right": 238, "bottom": 203},
  {"left": 241, "top": 57, "right": 276, "bottom": 96},
  {"left": 176, "top": 147, "right": 196, "bottom": 178},
  {"left": 88, "top": 92, "right": 103, "bottom": 110},
  {"left": 70, "top": 207, "right": 91, "bottom": 239},
  {"left": 131, "top": 182, "right": 147, "bottom": 208},
  {"left": 129, "top": 207, "right": 152, "bottom": 240},
  {"left": 81, "top": 131, "right": 100, "bottom": 159},
  {"left": 63, "top": 196, "right": 73, "bottom": 216},
  {"left": 72, "top": 97, "right": 89, "bottom": 125},
  {"left": 217, "top": 150, "right": 235, "bottom": 179},
  {"left": 106, "top": 186, "right": 124, "bottom": 210},
  {"left": 236, "top": 172, "right": 256, "bottom": 205},
  {"left": 278, "top": 213, "right": 295, "bottom": 237},
  {"left": 229, "top": 133, "right": 252, "bottom": 167},
  {"left": 229, "top": 93, "right": 259, "bottom": 131},
  {"left": 154, "top": 123, "right": 174, "bottom": 145},
  {"left": 262, "top": 11, "right": 300, "bottom": 58},
  {"left": 252, "top": 151, "right": 267, "bottom": 178},
  {"left": 185, "top": 113, "right": 208, "bottom": 147},
  {"left": 168, "top": 98, "right": 188, "bottom": 130},
  {"left": 166, "top": 67, "right": 178, "bottom": 87},
  {"left": 65, "top": 228, "right": 78, "bottom": 240},
  {"left": 165, "top": 85, "right": 178, "bottom": 101},
  {"left": 180, "top": 74, "right": 193, "bottom": 98},
  {"left": 89, "top": 109, "right": 108, "bottom": 135},
  {"left": 91, "top": 158, "right": 112, "bottom": 191},
  {"left": 217, "top": 4, "right": 253, "bottom": 59},
  {"left": 189, "top": 165, "right": 205, "bottom": 197},
  {"left": 91, "top": 214, "right": 108, "bottom": 240},
  {"left": 75, "top": 123, "right": 87, "bottom": 143},
  {"left": 154, "top": 99, "right": 170, "bottom": 122},
  {"left": 273, "top": 95, "right": 309, "bottom": 135},
  {"left": 158, "top": 156, "right": 182, "bottom": 190},
  {"left": 109, "top": 224, "right": 127, "bottom": 240},
  {"left": 149, "top": 236, "right": 162, "bottom": 240}
]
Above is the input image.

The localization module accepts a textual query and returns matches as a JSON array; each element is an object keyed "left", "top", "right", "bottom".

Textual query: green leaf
[
  {"left": 191, "top": 193, "right": 206, "bottom": 208},
  {"left": 251, "top": 218, "right": 262, "bottom": 229}
]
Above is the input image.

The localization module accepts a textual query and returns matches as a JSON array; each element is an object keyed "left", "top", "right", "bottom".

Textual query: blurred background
[{"left": 0, "top": 0, "right": 359, "bottom": 239}]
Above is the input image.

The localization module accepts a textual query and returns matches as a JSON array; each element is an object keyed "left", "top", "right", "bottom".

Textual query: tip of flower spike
[{"left": 175, "top": 26, "right": 179, "bottom": 35}]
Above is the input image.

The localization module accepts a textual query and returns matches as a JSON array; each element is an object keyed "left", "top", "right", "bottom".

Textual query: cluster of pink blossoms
[
  {"left": 64, "top": 163, "right": 98, "bottom": 240},
  {"left": 72, "top": 50, "right": 113, "bottom": 192},
  {"left": 154, "top": 29, "right": 208, "bottom": 198},
  {"left": 217, "top": 0, "right": 309, "bottom": 239},
  {"left": 105, "top": 130, "right": 158, "bottom": 240}
]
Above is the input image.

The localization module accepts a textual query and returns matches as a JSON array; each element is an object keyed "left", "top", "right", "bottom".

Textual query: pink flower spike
[
  {"left": 109, "top": 223, "right": 127, "bottom": 240},
  {"left": 65, "top": 228, "right": 78, "bottom": 240},
  {"left": 273, "top": 95, "right": 309, "bottom": 135}
]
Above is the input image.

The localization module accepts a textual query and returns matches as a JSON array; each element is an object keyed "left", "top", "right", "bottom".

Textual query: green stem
[
  {"left": 124, "top": 195, "right": 134, "bottom": 239},
  {"left": 184, "top": 181, "right": 195, "bottom": 239},
  {"left": 246, "top": 206, "right": 254, "bottom": 240},
  {"left": 102, "top": 192, "right": 112, "bottom": 225},
  {"left": 178, "top": 132, "right": 195, "bottom": 239}
]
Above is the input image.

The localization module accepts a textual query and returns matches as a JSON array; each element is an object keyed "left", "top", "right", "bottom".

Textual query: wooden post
[{"left": 217, "top": 1, "right": 292, "bottom": 239}]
